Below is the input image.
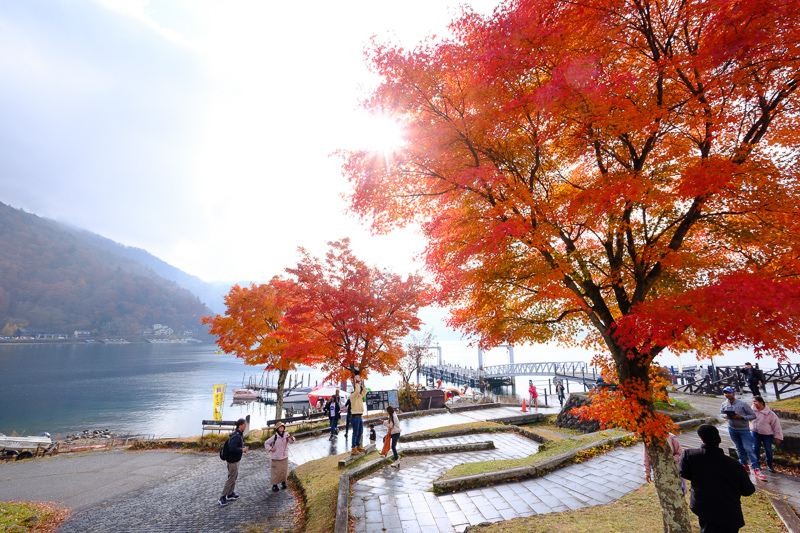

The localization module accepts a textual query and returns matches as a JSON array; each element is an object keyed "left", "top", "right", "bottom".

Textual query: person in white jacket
[
  {"left": 751, "top": 396, "right": 783, "bottom": 473},
  {"left": 382, "top": 406, "right": 402, "bottom": 464},
  {"left": 265, "top": 422, "right": 295, "bottom": 492}
]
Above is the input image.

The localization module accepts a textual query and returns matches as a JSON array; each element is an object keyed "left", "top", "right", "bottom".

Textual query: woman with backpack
[
  {"left": 265, "top": 422, "right": 295, "bottom": 492},
  {"left": 382, "top": 405, "right": 402, "bottom": 465}
]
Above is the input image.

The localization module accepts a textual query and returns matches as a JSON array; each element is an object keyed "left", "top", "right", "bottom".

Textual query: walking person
[
  {"left": 264, "top": 422, "right": 295, "bottom": 492},
  {"left": 343, "top": 397, "right": 352, "bottom": 438},
  {"left": 219, "top": 418, "right": 249, "bottom": 507},
  {"left": 555, "top": 380, "right": 566, "bottom": 407},
  {"left": 528, "top": 380, "right": 538, "bottom": 410},
  {"left": 643, "top": 432, "right": 686, "bottom": 494},
  {"left": 325, "top": 391, "right": 341, "bottom": 440},
  {"left": 679, "top": 424, "right": 755, "bottom": 532},
  {"left": 721, "top": 387, "right": 764, "bottom": 480},
  {"left": 382, "top": 405, "right": 402, "bottom": 465},
  {"left": 349, "top": 372, "right": 367, "bottom": 454},
  {"left": 751, "top": 395, "right": 783, "bottom": 473},
  {"left": 740, "top": 362, "right": 765, "bottom": 397}
]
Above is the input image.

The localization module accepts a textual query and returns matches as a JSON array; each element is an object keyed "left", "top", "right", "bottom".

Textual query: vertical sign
[{"left": 213, "top": 383, "right": 225, "bottom": 421}]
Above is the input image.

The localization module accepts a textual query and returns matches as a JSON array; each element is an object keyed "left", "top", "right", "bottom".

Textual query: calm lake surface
[{"left": 0, "top": 343, "right": 402, "bottom": 438}]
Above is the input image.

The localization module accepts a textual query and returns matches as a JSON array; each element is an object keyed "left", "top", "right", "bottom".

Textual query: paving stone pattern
[
  {"left": 351, "top": 438, "right": 645, "bottom": 533},
  {"left": 355, "top": 433, "right": 540, "bottom": 496},
  {"left": 57, "top": 451, "right": 297, "bottom": 533},
  {"left": 348, "top": 398, "right": 800, "bottom": 533}
]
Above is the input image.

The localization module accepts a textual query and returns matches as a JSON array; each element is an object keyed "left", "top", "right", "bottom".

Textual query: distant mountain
[
  {"left": 60, "top": 225, "right": 230, "bottom": 315},
  {"left": 0, "top": 202, "right": 218, "bottom": 337}
]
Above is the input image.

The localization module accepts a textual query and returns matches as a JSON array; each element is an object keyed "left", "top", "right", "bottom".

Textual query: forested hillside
[{"left": 0, "top": 202, "right": 213, "bottom": 336}]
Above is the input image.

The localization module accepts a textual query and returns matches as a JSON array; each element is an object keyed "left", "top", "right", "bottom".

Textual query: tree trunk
[
  {"left": 274, "top": 368, "right": 289, "bottom": 420},
  {"left": 646, "top": 439, "right": 693, "bottom": 532}
]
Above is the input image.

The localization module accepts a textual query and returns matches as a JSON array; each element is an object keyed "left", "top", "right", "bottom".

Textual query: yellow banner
[{"left": 213, "top": 383, "right": 226, "bottom": 421}]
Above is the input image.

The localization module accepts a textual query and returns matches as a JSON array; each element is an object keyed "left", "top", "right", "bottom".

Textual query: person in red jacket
[{"left": 528, "top": 380, "right": 538, "bottom": 410}]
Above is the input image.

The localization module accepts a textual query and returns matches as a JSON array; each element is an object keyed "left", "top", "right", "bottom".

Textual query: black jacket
[
  {"left": 679, "top": 445, "right": 755, "bottom": 529},
  {"left": 227, "top": 429, "right": 245, "bottom": 463},
  {"left": 326, "top": 397, "right": 341, "bottom": 421}
]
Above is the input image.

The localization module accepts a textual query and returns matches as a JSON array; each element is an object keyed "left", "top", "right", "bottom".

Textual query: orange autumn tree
[
  {"left": 342, "top": 0, "right": 800, "bottom": 530},
  {"left": 202, "top": 278, "right": 311, "bottom": 417},
  {"left": 281, "top": 239, "right": 425, "bottom": 385}
]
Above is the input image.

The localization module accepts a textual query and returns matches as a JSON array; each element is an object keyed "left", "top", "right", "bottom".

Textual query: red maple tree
[
  {"left": 202, "top": 278, "right": 310, "bottom": 417},
  {"left": 343, "top": 0, "right": 800, "bottom": 530},
  {"left": 281, "top": 239, "right": 425, "bottom": 385}
]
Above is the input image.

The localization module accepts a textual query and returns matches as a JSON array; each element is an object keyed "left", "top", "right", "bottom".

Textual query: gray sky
[{"left": 0, "top": 0, "right": 500, "bottom": 284}]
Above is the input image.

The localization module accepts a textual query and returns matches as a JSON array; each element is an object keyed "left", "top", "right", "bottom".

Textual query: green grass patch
[
  {"left": 0, "top": 501, "right": 68, "bottom": 532},
  {"left": 403, "top": 421, "right": 504, "bottom": 438},
  {"left": 471, "top": 482, "right": 785, "bottom": 532},
  {"left": 770, "top": 396, "right": 800, "bottom": 414},
  {"left": 291, "top": 450, "right": 380, "bottom": 533},
  {"left": 438, "top": 430, "right": 627, "bottom": 481},
  {"left": 654, "top": 400, "right": 693, "bottom": 411}
]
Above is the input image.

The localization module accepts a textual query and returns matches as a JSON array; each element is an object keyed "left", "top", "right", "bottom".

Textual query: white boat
[
  {"left": 232, "top": 388, "right": 259, "bottom": 400},
  {"left": 0, "top": 433, "right": 54, "bottom": 460},
  {"left": 283, "top": 386, "right": 312, "bottom": 404}
]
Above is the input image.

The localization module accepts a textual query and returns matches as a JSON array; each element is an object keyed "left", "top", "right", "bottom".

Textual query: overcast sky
[{"left": 0, "top": 0, "right": 502, "bottom": 284}]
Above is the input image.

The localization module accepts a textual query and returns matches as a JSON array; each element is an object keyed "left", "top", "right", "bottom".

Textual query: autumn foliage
[
  {"left": 281, "top": 239, "right": 425, "bottom": 384},
  {"left": 344, "top": 0, "right": 800, "bottom": 529}
]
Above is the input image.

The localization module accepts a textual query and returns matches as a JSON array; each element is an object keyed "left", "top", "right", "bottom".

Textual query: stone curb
[
  {"left": 674, "top": 416, "right": 718, "bottom": 431},
  {"left": 331, "top": 440, "right": 500, "bottom": 533},
  {"left": 402, "top": 441, "right": 495, "bottom": 456},
  {"left": 431, "top": 434, "right": 633, "bottom": 494},
  {"left": 773, "top": 409, "right": 800, "bottom": 421},
  {"left": 490, "top": 413, "right": 545, "bottom": 425},
  {"left": 337, "top": 444, "right": 377, "bottom": 468},
  {"left": 761, "top": 491, "right": 800, "bottom": 533}
]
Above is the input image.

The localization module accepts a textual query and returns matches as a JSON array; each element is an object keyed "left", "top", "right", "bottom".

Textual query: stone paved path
[
  {"left": 352, "top": 436, "right": 645, "bottom": 533},
  {"left": 0, "top": 449, "right": 297, "bottom": 533},
  {"left": 349, "top": 398, "right": 800, "bottom": 533}
]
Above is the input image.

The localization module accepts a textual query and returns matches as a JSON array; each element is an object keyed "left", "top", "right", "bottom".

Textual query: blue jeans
[
  {"left": 351, "top": 415, "right": 363, "bottom": 449},
  {"left": 329, "top": 417, "right": 338, "bottom": 436},
  {"left": 390, "top": 433, "right": 400, "bottom": 460},
  {"left": 752, "top": 432, "right": 774, "bottom": 466},
  {"left": 729, "top": 427, "right": 759, "bottom": 469}
]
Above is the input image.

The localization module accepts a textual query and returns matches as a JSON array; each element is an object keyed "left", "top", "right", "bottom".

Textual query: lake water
[
  {"left": 0, "top": 343, "right": 405, "bottom": 439},
  {"left": 0, "top": 341, "right": 772, "bottom": 439}
]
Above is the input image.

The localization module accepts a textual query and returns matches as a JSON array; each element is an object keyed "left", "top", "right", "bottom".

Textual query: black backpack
[{"left": 219, "top": 435, "right": 232, "bottom": 461}]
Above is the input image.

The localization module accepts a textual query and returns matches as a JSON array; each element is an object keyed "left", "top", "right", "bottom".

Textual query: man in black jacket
[
  {"left": 740, "top": 362, "right": 765, "bottom": 397},
  {"left": 679, "top": 424, "right": 755, "bottom": 532},
  {"left": 219, "top": 418, "right": 249, "bottom": 507}
]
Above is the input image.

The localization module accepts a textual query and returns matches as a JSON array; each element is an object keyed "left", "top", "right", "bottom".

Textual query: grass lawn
[
  {"left": 291, "top": 450, "right": 380, "bottom": 533},
  {"left": 472, "top": 483, "right": 787, "bottom": 532},
  {"left": 654, "top": 400, "right": 693, "bottom": 411},
  {"left": 770, "top": 396, "right": 800, "bottom": 414},
  {"left": 403, "top": 421, "right": 505, "bottom": 438},
  {"left": 438, "top": 430, "right": 628, "bottom": 481},
  {"left": 0, "top": 502, "right": 68, "bottom": 532}
]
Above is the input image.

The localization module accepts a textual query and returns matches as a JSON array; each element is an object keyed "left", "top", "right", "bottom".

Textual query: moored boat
[{"left": 232, "top": 388, "right": 259, "bottom": 400}]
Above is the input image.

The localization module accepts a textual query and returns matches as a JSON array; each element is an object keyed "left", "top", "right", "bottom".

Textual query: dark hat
[
  {"left": 697, "top": 424, "right": 721, "bottom": 446},
  {"left": 745, "top": 362, "right": 752, "bottom": 366}
]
